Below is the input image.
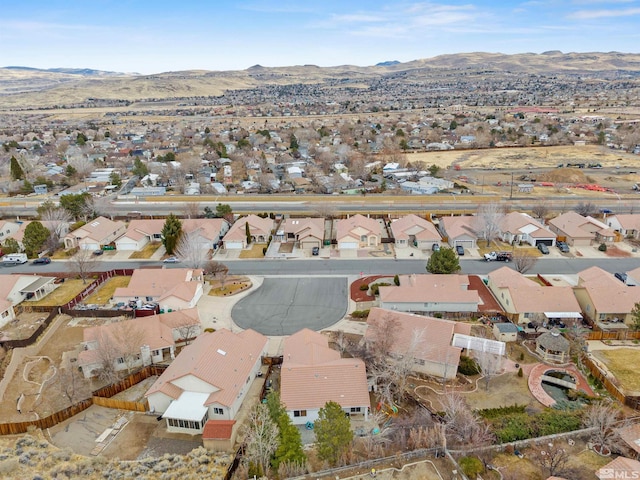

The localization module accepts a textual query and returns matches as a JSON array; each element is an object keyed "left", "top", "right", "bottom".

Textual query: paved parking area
[{"left": 231, "top": 277, "right": 348, "bottom": 335}]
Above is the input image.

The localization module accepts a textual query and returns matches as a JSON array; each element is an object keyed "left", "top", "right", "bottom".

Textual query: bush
[
  {"left": 393, "top": 274, "right": 400, "bottom": 286},
  {"left": 351, "top": 310, "right": 370, "bottom": 319},
  {"left": 458, "top": 355, "right": 480, "bottom": 376},
  {"left": 598, "top": 243, "right": 607, "bottom": 251},
  {"left": 369, "top": 282, "right": 391, "bottom": 296},
  {"left": 519, "top": 352, "right": 524, "bottom": 361},
  {"left": 459, "top": 457, "right": 484, "bottom": 479},
  {"left": 262, "top": 247, "right": 267, "bottom": 255},
  {"left": 517, "top": 367, "right": 523, "bottom": 377},
  {"left": 359, "top": 284, "right": 369, "bottom": 291}
]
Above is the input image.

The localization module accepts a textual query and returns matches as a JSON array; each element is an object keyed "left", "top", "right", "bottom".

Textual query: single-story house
[
  {"left": 145, "top": 328, "right": 268, "bottom": 436},
  {"left": 280, "top": 329, "right": 370, "bottom": 425},
  {"left": 439, "top": 216, "right": 478, "bottom": 249},
  {"left": 77, "top": 308, "right": 201, "bottom": 378},
  {"left": 573, "top": 266, "right": 640, "bottom": 327},
  {"left": 486, "top": 267, "right": 582, "bottom": 325},
  {"left": 116, "top": 218, "right": 230, "bottom": 251},
  {"left": 606, "top": 214, "right": 640, "bottom": 239},
  {"left": 378, "top": 274, "right": 479, "bottom": 313},
  {"left": 0, "top": 221, "right": 22, "bottom": 244},
  {"left": 63, "top": 216, "right": 126, "bottom": 250},
  {"left": 0, "top": 275, "right": 56, "bottom": 328},
  {"left": 498, "top": 212, "right": 556, "bottom": 247},
  {"left": 112, "top": 268, "right": 204, "bottom": 311},
  {"left": 493, "top": 322, "right": 519, "bottom": 342},
  {"left": 365, "top": 307, "right": 471, "bottom": 380},
  {"left": 276, "top": 217, "right": 324, "bottom": 249},
  {"left": 222, "top": 214, "right": 274, "bottom": 249},
  {"left": 336, "top": 214, "right": 382, "bottom": 249},
  {"left": 390, "top": 214, "right": 441, "bottom": 250},
  {"left": 548, "top": 211, "right": 615, "bottom": 246}
]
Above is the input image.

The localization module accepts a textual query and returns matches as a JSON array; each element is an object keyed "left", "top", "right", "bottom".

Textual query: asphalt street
[
  {"left": 231, "top": 277, "right": 348, "bottom": 335},
  {"left": 5, "top": 257, "right": 640, "bottom": 276}
]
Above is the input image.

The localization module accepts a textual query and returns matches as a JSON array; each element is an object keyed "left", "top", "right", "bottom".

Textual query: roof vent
[
  {"left": 217, "top": 349, "right": 227, "bottom": 356},
  {"left": 551, "top": 331, "right": 560, "bottom": 337}
]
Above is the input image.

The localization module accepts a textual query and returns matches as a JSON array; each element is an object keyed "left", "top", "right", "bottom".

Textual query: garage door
[
  {"left": 536, "top": 240, "right": 554, "bottom": 246},
  {"left": 116, "top": 241, "right": 139, "bottom": 251},
  {"left": 301, "top": 240, "right": 320, "bottom": 249},
  {"left": 225, "top": 241, "right": 244, "bottom": 250},
  {"left": 339, "top": 242, "right": 358, "bottom": 249},
  {"left": 454, "top": 240, "right": 474, "bottom": 248}
]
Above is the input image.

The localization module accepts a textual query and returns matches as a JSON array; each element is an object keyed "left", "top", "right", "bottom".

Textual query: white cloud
[{"left": 569, "top": 7, "right": 640, "bottom": 19}]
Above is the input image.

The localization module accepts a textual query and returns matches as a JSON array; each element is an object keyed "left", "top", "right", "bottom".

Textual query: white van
[{"left": 2, "top": 253, "right": 28, "bottom": 265}]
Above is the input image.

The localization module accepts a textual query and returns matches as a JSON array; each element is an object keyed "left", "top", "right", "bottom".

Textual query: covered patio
[{"left": 20, "top": 277, "right": 56, "bottom": 301}]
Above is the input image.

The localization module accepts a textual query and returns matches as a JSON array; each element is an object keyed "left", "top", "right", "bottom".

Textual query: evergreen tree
[
  {"left": 2, "top": 238, "right": 20, "bottom": 254},
  {"left": 23, "top": 221, "right": 50, "bottom": 257},
  {"left": 132, "top": 157, "right": 149, "bottom": 177},
  {"left": 109, "top": 171, "right": 122, "bottom": 188},
  {"left": 426, "top": 247, "right": 461, "bottom": 274},
  {"left": 315, "top": 401, "right": 353, "bottom": 467},
  {"left": 65, "top": 164, "right": 77, "bottom": 178},
  {"left": 265, "top": 392, "right": 306, "bottom": 469},
  {"left": 59, "top": 192, "right": 91, "bottom": 221},
  {"left": 161, "top": 214, "right": 182, "bottom": 255},
  {"left": 245, "top": 221, "right": 251, "bottom": 245},
  {"left": 10, "top": 156, "right": 24, "bottom": 180}
]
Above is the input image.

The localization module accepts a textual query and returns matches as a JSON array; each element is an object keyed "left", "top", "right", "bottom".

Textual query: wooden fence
[
  {"left": 582, "top": 355, "right": 640, "bottom": 409},
  {"left": 585, "top": 330, "right": 640, "bottom": 341},
  {"left": 0, "top": 364, "right": 166, "bottom": 436},
  {"left": 0, "top": 308, "right": 58, "bottom": 349}
]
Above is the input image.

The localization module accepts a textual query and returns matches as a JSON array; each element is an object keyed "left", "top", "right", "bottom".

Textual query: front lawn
[
  {"left": 239, "top": 243, "right": 267, "bottom": 259},
  {"left": 128, "top": 242, "right": 161, "bottom": 259}
]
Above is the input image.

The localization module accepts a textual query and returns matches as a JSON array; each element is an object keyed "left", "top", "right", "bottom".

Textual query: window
[
  {"left": 146, "top": 296, "right": 153, "bottom": 301},
  {"left": 116, "top": 357, "right": 125, "bottom": 364},
  {"left": 524, "top": 313, "right": 531, "bottom": 319},
  {"left": 360, "top": 235, "right": 367, "bottom": 242},
  {"left": 414, "top": 359, "right": 425, "bottom": 365},
  {"left": 152, "top": 350, "right": 161, "bottom": 357},
  {"left": 599, "top": 314, "right": 606, "bottom": 320},
  {"left": 214, "top": 407, "right": 224, "bottom": 415},
  {"left": 293, "top": 410, "right": 307, "bottom": 417},
  {"left": 350, "top": 407, "right": 361, "bottom": 413}
]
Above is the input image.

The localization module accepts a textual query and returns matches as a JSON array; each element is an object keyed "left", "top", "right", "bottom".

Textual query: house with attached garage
[
  {"left": 486, "top": 267, "right": 582, "bottom": 325},
  {"left": 115, "top": 218, "right": 230, "bottom": 251},
  {"left": 378, "top": 274, "right": 479, "bottom": 314},
  {"left": 390, "top": 214, "right": 441, "bottom": 250},
  {"left": 77, "top": 308, "right": 201, "bottom": 378},
  {"left": 336, "top": 214, "right": 382, "bottom": 249},
  {"left": 280, "top": 329, "right": 370, "bottom": 425},
  {"left": 573, "top": 266, "right": 640, "bottom": 328},
  {"left": 547, "top": 211, "right": 615, "bottom": 246},
  {"left": 0, "top": 275, "right": 56, "bottom": 328},
  {"left": 145, "top": 328, "right": 267, "bottom": 439},
  {"left": 365, "top": 307, "right": 471, "bottom": 380},
  {"left": 438, "top": 215, "right": 478, "bottom": 250},
  {"left": 112, "top": 268, "right": 204, "bottom": 311},
  {"left": 276, "top": 217, "right": 324, "bottom": 249},
  {"left": 498, "top": 212, "right": 556, "bottom": 247},
  {"left": 222, "top": 214, "right": 274, "bottom": 249},
  {"left": 63, "top": 216, "right": 126, "bottom": 250}
]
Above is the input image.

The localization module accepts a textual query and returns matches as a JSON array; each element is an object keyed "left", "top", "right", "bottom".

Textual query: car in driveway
[
  {"left": 614, "top": 272, "right": 628, "bottom": 283},
  {"left": 456, "top": 245, "right": 465, "bottom": 256},
  {"left": 556, "top": 241, "right": 570, "bottom": 253},
  {"left": 537, "top": 243, "right": 550, "bottom": 255},
  {"left": 163, "top": 256, "right": 180, "bottom": 263},
  {"left": 312, "top": 246, "right": 320, "bottom": 256},
  {"left": 93, "top": 249, "right": 104, "bottom": 256},
  {"left": 32, "top": 257, "right": 51, "bottom": 265}
]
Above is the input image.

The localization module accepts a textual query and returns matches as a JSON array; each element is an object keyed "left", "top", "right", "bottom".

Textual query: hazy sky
[{"left": 1, "top": 0, "right": 639, "bottom": 74}]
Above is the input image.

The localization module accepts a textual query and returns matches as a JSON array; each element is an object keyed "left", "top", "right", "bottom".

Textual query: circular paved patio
[{"left": 231, "top": 277, "right": 348, "bottom": 336}]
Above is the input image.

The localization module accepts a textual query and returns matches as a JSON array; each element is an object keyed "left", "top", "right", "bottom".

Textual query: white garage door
[
  {"left": 116, "top": 241, "right": 139, "bottom": 251},
  {"left": 225, "top": 241, "right": 244, "bottom": 250},
  {"left": 454, "top": 240, "right": 474, "bottom": 248},
  {"left": 339, "top": 242, "right": 358, "bottom": 249}
]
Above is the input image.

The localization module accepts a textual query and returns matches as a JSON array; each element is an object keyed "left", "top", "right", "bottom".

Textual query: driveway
[{"left": 231, "top": 277, "right": 348, "bottom": 335}]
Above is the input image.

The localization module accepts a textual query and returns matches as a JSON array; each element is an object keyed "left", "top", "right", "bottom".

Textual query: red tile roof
[{"left": 202, "top": 420, "right": 235, "bottom": 440}]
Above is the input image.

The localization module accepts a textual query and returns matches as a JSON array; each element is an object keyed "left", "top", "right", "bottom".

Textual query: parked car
[
  {"left": 93, "top": 249, "right": 104, "bottom": 256},
  {"left": 32, "top": 257, "right": 51, "bottom": 265},
  {"left": 614, "top": 272, "right": 628, "bottom": 283},
  {"left": 556, "top": 241, "right": 570, "bottom": 253},
  {"left": 312, "top": 247, "right": 320, "bottom": 256},
  {"left": 163, "top": 256, "right": 180, "bottom": 263},
  {"left": 537, "top": 243, "right": 549, "bottom": 255},
  {"left": 483, "top": 251, "right": 512, "bottom": 262},
  {"left": 456, "top": 245, "right": 465, "bottom": 256}
]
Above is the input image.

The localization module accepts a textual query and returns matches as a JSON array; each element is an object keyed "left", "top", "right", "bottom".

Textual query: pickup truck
[{"left": 483, "top": 251, "right": 513, "bottom": 262}]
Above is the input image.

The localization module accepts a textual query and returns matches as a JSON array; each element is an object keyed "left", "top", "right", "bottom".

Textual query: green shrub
[
  {"left": 458, "top": 355, "right": 480, "bottom": 376},
  {"left": 459, "top": 457, "right": 484, "bottom": 479},
  {"left": 598, "top": 243, "right": 607, "bottom": 252},
  {"left": 519, "top": 352, "right": 525, "bottom": 361},
  {"left": 370, "top": 282, "right": 391, "bottom": 295},
  {"left": 393, "top": 274, "right": 400, "bottom": 286},
  {"left": 517, "top": 367, "right": 523, "bottom": 377},
  {"left": 359, "top": 284, "right": 369, "bottom": 291},
  {"left": 478, "top": 404, "right": 526, "bottom": 420},
  {"left": 351, "top": 310, "right": 370, "bottom": 319}
]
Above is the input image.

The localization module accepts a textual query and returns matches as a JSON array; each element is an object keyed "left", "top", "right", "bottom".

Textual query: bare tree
[
  {"left": 175, "top": 230, "right": 209, "bottom": 268},
  {"left": 182, "top": 202, "right": 200, "bottom": 219},
  {"left": 583, "top": 402, "right": 623, "bottom": 454},
  {"left": 93, "top": 329, "right": 121, "bottom": 383},
  {"left": 513, "top": 250, "right": 538, "bottom": 274},
  {"left": 69, "top": 248, "right": 98, "bottom": 284},
  {"left": 39, "top": 203, "right": 71, "bottom": 252},
  {"left": 440, "top": 392, "right": 494, "bottom": 448},
  {"left": 575, "top": 201, "right": 597, "bottom": 217},
  {"left": 111, "top": 321, "right": 146, "bottom": 373},
  {"left": 475, "top": 351, "right": 503, "bottom": 391},
  {"left": 57, "top": 360, "right": 90, "bottom": 404},
  {"left": 312, "top": 203, "right": 337, "bottom": 220},
  {"left": 174, "top": 316, "right": 202, "bottom": 346},
  {"left": 206, "top": 260, "right": 229, "bottom": 289},
  {"left": 534, "top": 444, "right": 569, "bottom": 478},
  {"left": 474, "top": 203, "right": 504, "bottom": 247},
  {"left": 242, "top": 403, "right": 280, "bottom": 477},
  {"left": 531, "top": 200, "right": 550, "bottom": 220}
]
